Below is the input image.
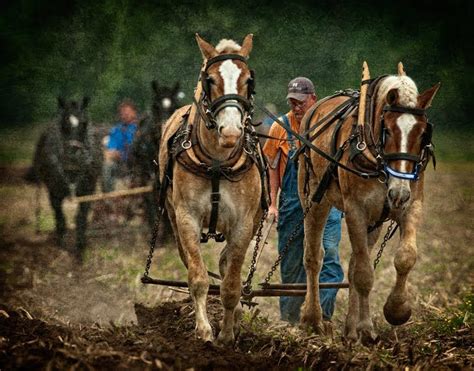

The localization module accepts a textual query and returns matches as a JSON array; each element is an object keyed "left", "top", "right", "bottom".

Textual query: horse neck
[{"left": 196, "top": 117, "right": 241, "bottom": 161}]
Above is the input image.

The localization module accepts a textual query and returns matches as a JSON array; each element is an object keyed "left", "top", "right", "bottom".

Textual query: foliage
[{"left": 0, "top": 0, "right": 472, "bottom": 130}]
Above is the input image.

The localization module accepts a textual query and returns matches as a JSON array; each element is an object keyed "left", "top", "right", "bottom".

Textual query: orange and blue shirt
[{"left": 262, "top": 111, "right": 301, "bottom": 184}]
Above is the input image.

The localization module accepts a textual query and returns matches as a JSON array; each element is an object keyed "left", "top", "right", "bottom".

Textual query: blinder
[{"left": 379, "top": 105, "right": 433, "bottom": 181}]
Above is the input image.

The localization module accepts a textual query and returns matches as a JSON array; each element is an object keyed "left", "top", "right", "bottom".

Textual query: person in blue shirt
[{"left": 102, "top": 99, "right": 139, "bottom": 192}]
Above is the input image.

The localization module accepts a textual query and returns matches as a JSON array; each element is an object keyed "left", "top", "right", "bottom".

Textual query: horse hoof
[
  {"left": 359, "top": 329, "right": 378, "bottom": 346},
  {"left": 215, "top": 332, "right": 234, "bottom": 347},
  {"left": 300, "top": 316, "right": 325, "bottom": 335},
  {"left": 383, "top": 302, "right": 412, "bottom": 326},
  {"left": 196, "top": 324, "right": 214, "bottom": 343}
]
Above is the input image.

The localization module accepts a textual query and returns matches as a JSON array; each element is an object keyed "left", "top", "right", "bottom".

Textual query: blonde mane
[
  {"left": 377, "top": 75, "right": 419, "bottom": 108},
  {"left": 215, "top": 39, "right": 241, "bottom": 54}
]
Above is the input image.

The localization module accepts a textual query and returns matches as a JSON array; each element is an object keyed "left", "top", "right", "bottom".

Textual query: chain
[
  {"left": 373, "top": 220, "right": 396, "bottom": 270},
  {"left": 242, "top": 210, "right": 267, "bottom": 296},
  {"left": 143, "top": 206, "right": 164, "bottom": 278},
  {"left": 262, "top": 200, "right": 313, "bottom": 286}
]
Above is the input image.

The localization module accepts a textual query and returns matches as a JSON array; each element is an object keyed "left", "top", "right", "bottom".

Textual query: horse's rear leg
[
  {"left": 345, "top": 225, "right": 381, "bottom": 342},
  {"left": 300, "top": 202, "right": 330, "bottom": 334},
  {"left": 75, "top": 180, "right": 96, "bottom": 259},
  {"left": 49, "top": 192, "right": 66, "bottom": 248},
  {"left": 176, "top": 210, "right": 213, "bottom": 342},
  {"left": 384, "top": 202, "right": 420, "bottom": 325},
  {"left": 345, "top": 207, "right": 376, "bottom": 343}
]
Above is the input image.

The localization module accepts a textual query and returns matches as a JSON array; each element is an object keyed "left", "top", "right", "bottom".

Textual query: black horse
[
  {"left": 128, "top": 80, "right": 183, "bottom": 236},
  {"left": 28, "top": 97, "right": 103, "bottom": 259}
]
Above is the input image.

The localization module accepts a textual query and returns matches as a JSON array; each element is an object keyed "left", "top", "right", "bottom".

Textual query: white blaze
[
  {"left": 396, "top": 113, "right": 417, "bottom": 172},
  {"left": 69, "top": 115, "right": 79, "bottom": 128},
  {"left": 217, "top": 60, "right": 242, "bottom": 130}
]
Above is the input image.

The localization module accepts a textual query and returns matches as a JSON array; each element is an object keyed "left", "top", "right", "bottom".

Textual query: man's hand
[{"left": 267, "top": 204, "right": 279, "bottom": 223}]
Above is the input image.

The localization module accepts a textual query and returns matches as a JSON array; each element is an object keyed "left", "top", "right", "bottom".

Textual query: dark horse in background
[
  {"left": 127, "top": 80, "right": 183, "bottom": 235},
  {"left": 27, "top": 97, "right": 103, "bottom": 260}
]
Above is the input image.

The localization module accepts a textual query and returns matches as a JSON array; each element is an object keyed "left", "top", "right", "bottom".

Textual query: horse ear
[
  {"left": 57, "top": 97, "right": 66, "bottom": 109},
  {"left": 397, "top": 62, "right": 407, "bottom": 76},
  {"left": 195, "top": 33, "right": 217, "bottom": 59},
  {"left": 173, "top": 82, "right": 180, "bottom": 94},
  {"left": 152, "top": 80, "right": 159, "bottom": 93},
  {"left": 417, "top": 82, "right": 441, "bottom": 109},
  {"left": 386, "top": 89, "right": 399, "bottom": 106},
  {"left": 82, "top": 96, "right": 90, "bottom": 109},
  {"left": 239, "top": 34, "right": 253, "bottom": 57}
]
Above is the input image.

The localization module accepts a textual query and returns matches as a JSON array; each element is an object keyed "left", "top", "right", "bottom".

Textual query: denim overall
[{"left": 277, "top": 115, "right": 344, "bottom": 323}]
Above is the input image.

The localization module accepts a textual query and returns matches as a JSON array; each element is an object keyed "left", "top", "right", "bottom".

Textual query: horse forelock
[
  {"left": 215, "top": 39, "right": 241, "bottom": 54},
  {"left": 377, "top": 76, "right": 419, "bottom": 108}
]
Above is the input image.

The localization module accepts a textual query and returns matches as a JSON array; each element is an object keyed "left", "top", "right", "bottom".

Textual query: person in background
[
  {"left": 262, "top": 77, "right": 344, "bottom": 324},
  {"left": 102, "top": 99, "right": 139, "bottom": 192}
]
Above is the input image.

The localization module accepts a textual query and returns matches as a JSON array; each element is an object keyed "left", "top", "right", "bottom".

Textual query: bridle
[
  {"left": 196, "top": 53, "right": 255, "bottom": 130},
  {"left": 377, "top": 105, "right": 434, "bottom": 181}
]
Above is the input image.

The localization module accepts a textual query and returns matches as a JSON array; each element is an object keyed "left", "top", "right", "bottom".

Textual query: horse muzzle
[
  {"left": 387, "top": 185, "right": 411, "bottom": 210},
  {"left": 218, "top": 125, "right": 243, "bottom": 148}
]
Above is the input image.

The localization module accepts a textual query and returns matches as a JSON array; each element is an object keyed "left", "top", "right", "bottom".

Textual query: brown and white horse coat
[
  {"left": 298, "top": 66, "right": 440, "bottom": 342},
  {"left": 159, "top": 34, "right": 262, "bottom": 346}
]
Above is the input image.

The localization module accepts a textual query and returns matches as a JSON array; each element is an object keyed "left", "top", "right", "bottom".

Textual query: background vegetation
[{"left": 1, "top": 0, "right": 472, "bottom": 135}]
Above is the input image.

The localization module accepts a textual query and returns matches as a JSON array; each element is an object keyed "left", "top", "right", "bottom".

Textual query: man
[
  {"left": 102, "top": 99, "right": 139, "bottom": 192},
  {"left": 263, "top": 77, "right": 344, "bottom": 324}
]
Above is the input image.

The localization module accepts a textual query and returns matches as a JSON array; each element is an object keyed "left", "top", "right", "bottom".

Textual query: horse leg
[
  {"left": 300, "top": 201, "right": 331, "bottom": 334},
  {"left": 75, "top": 179, "right": 95, "bottom": 259},
  {"left": 49, "top": 191, "right": 66, "bottom": 248},
  {"left": 345, "top": 206, "right": 377, "bottom": 343},
  {"left": 175, "top": 207, "right": 213, "bottom": 342},
  {"left": 384, "top": 201, "right": 421, "bottom": 325},
  {"left": 217, "top": 244, "right": 242, "bottom": 341},
  {"left": 345, "top": 225, "right": 381, "bottom": 342},
  {"left": 216, "top": 227, "right": 253, "bottom": 346},
  {"left": 165, "top": 200, "right": 187, "bottom": 266}
]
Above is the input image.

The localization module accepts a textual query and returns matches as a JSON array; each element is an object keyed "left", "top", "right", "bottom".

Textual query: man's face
[
  {"left": 288, "top": 95, "right": 316, "bottom": 122},
  {"left": 120, "top": 105, "right": 137, "bottom": 124}
]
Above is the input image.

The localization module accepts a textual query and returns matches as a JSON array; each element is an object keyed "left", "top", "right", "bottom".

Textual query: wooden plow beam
[
  {"left": 141, "top": 276, "right": 349, "bottom": 297},
  {"left": 73, "top": 186, "right": 153, "bottom": 203}
]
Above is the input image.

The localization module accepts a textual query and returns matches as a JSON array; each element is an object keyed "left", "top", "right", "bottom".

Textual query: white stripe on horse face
[
  {"left": 219, "top": 60, "right": 241, "bottom": 94},
  {"left": 396, "top": 113, "right": 417, "bottom": 172},
  {"left": 217, "top": 60, "right": 242, "bottom": 129},
  {"left": 69, "top": 115, "right": 79, "bottom": 128}
]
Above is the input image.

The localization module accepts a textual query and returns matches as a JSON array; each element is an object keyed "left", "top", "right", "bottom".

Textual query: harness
[
  {"left": 158, "top": 53, "right": 268, "bottom": 243},
  {"left": 255, "top": 77, "right": 436, "bottom": 230}
]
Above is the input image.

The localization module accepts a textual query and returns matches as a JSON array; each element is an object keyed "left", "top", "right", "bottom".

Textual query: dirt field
[{"left": 0, "top": 162, "right": 473, "bottom": 369}]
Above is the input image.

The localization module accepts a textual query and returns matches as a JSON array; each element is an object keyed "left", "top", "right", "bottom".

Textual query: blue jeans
[{"left": 278, "top": 206, "right": 344, "bottom": 323}]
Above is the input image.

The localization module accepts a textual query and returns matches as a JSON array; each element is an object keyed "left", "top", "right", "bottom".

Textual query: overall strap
[{"left": 283, "top": 115, "right": 297, "bottom": 153}]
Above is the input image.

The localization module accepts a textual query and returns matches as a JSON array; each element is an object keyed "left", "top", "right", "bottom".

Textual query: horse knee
[{"left": 394, "top": 246, "right": 417, "bottom": 275}]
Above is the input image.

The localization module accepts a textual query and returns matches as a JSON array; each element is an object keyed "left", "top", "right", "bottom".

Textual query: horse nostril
[
  {"left": 400, "top": 189, "right": 411, "bottom": 203},
  {"left": 388, "top": 189, "right": 396, "bottom": 201}
]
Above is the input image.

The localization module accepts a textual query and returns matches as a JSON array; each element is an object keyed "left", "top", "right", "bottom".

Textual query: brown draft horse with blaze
[
  {"left": 159, "top": 34, "right": 263, "bottom": 345},
  {"left": 298, "top": 63, "right": 440, "bottom": 342}
]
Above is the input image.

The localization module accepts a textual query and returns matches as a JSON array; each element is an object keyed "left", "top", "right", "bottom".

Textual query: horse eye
[{"left": 206, "top": 77, "right": 215, "bottom": 85}]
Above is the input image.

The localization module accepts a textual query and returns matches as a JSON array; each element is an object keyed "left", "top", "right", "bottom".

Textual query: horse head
[
  {"left": 57, "top": 96, "right": 91, "bottom": 170},
  {"left": 151, "top": 80, "right": 183, "bottom": 124},
  {"left": 196, "top": 34, "right": 255, "bottom": 148},
  {"left": 376, "top": 64, "right": 440, "bottom": 210}
]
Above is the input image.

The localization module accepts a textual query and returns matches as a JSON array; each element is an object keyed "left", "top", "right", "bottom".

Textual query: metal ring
[
  {"left": 182, "top": 140, "right": 192, "bottom": 150},
  {"left": 356, "top": 141, "right": 367, "bottom": 151},
  {"left": 377, "top": 170, "right": 388, "bottom": 184}
]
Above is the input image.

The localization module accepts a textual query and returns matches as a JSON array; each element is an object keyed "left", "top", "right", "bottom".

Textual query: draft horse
[
  {"left": 158, "top": 34, "right": 266, "bottom": 345},
  {"left": 298, "top": 63, "right": 440, "bottom": 342},
  {"left": 29, "top": 97, "right": 103, "bottom": 259}
]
